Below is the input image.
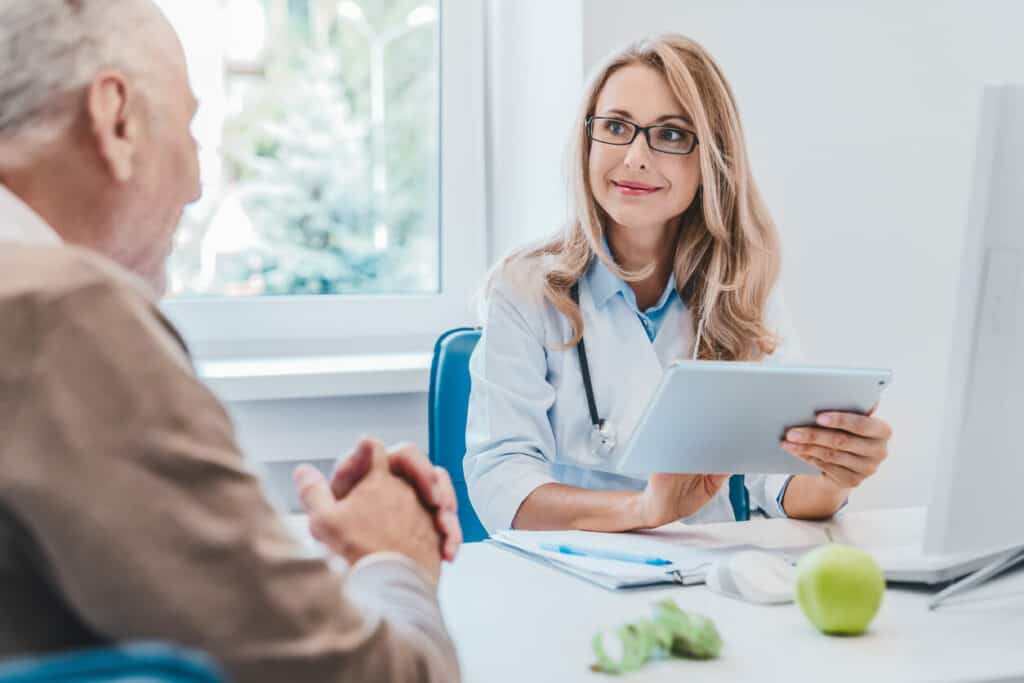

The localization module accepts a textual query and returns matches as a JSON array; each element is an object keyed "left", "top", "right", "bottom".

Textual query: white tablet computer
[{"left": 614, "top": 361, "right": 892, "bottom": 476}]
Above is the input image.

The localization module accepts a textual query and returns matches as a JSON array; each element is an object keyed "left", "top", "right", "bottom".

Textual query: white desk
[{"left": 288, "top": 509, "right": 1024, "bottom": 682}]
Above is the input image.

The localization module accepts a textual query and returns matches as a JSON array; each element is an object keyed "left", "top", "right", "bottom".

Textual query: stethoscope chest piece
[{"left": 589, "top": 419, "right": 618, "bottom": 458}]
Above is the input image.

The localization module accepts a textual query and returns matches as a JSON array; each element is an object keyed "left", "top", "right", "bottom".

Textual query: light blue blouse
[{"left": 588, "top": 254, "right": 678, "bottom": 342}]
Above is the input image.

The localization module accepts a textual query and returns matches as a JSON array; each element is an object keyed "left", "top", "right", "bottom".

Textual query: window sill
[{"left": 197, "top": 352, "right": 433, "bottom": 402}]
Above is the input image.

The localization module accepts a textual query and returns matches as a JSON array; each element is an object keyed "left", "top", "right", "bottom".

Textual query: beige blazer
[{"left": 0, "top": 242, "right": 459, "bottom": 683}]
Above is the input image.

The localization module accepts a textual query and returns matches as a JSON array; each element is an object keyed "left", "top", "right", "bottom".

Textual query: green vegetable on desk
[
  {"left": 653, "top": 600, "right": 722, "bottom": 659},
  {"left": 591, "top": 599, "right": 722, "bottom": 675}
]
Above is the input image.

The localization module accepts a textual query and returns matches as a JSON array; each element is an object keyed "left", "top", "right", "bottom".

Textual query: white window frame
[{"left": 162, "top": 0, "right": 487, "bottom": 360}]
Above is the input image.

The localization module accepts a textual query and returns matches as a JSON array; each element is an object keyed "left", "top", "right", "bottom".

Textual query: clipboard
[{"left": 488, "top": 529, "right": 793, "bottom": 591}]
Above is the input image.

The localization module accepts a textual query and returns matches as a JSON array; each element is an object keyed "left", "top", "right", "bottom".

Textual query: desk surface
[
  {"left": 434, "top": 508, "right": 1024, "bottom": 683},
  {"left": 286, "top": 508, "right": 1024, "bottom": 683}
]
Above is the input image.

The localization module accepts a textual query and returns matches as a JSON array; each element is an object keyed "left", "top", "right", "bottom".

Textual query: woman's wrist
[
  {"left": 629, "top": 487, "right": 684, "bottom": 530},
  {"left": 814, "top": 476, "right": 851, "bottom": 513},
  {"left": 620, "top": 490, "right": 656, "bottom": 530},
  {"left": 783, "top": 475, "right": 850, "bottom": 519},
  {"left": 602, "top": 491, "right": 667, "bottom": 532},
  {"left": 568, "top": 490, "right": 650, "bottom": 532}
]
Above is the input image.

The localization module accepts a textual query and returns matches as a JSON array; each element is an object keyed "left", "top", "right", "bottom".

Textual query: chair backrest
[
  {"left": 428, "top": 327, "right": 488, "bottom": 542},
  {"left": 0, "top": 642, "right": 223, "bottom": 683},
  {"left": 427, "top": 327, "right": 751, "bottom": 537},
  {"left": 729, "top": 474, "right": 750, "bottom": 522}
]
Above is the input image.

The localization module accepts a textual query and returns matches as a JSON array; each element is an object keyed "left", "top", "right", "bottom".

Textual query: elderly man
[{"left": 0, "top": 2, "right": 462, "bottom": 681}]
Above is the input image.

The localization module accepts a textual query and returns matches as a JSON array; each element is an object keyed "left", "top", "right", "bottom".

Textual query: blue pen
[{"left": 539, "top": 542, "right": 674, "bottom": 566}]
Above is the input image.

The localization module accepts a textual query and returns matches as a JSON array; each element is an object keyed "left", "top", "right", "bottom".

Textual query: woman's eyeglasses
[{"left": 586, "top": 116, "right": 699, "bottom": 155}]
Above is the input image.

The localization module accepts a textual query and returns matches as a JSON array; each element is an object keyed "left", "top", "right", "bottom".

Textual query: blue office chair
[
  {"left": 729, "top": 475, "right": 750, "bottom": 522},
  {"left": 428, "top": 327, "right": 488, "bottom": 543},
  {"left": 0, "top": 642, "right": 223, "bottom": 683},
  {"left": 427, "top": 327, "right": 751, "bottom": 542}
]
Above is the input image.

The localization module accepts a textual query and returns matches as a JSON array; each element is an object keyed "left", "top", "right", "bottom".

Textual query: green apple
[{"left": 795, "top": 544, "right": 885, "bottom": 636}]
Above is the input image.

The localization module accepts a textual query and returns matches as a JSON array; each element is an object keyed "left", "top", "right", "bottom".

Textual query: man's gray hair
[{"left": 0, "top": 0, "right": 167, "bottom": 162}]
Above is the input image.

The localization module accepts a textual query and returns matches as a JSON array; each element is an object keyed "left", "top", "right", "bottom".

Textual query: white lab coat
[{"left": 464, "top": 254, "right": 803, "bottom": 533}]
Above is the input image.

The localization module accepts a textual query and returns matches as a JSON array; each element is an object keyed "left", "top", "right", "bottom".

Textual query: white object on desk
[{"left": 704, "top": 550, "right": 797, "bottom": 605}]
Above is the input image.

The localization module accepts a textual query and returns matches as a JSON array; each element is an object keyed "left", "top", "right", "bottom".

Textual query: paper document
[{"left": 490, "top": 528, "right": 817, "bottom": 590}]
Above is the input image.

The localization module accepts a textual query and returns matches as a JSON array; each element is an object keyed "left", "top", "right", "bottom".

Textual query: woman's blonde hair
[{"left": 489, "top": 34, "right": 780, "bottom": 361}]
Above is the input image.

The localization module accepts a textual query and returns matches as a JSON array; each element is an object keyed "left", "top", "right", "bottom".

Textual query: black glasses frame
[{"left": 586, "top": 115, "right": 699, "bottom": 155}]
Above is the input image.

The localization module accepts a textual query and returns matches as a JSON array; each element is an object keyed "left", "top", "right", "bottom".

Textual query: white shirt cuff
[{"left": 765, "top": 473, "right": 796, "bottom": 518}]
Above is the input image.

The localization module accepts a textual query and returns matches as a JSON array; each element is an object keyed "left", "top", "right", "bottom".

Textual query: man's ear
[{"left": 85, "top": 69, "right": 142, "bottom": 183}]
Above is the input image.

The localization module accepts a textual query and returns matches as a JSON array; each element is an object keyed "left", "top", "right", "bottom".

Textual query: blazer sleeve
[{"left": 5, "top": 275, "right": 460, "bottom": 683}]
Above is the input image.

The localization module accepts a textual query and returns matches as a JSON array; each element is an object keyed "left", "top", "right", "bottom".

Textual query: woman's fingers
[
  {"left": 784, "top": 427, "right": 882, "bottom": 459},
  {"left": 814, "top": 412, "right": 893, "bottom": 440},
  {"left": 781, "top": 410, "right": 896, "bottom": 494},
  {"left": 805, "top": 455, "right": 863, "bottom": 488},
  {"left": 782, "top": 411, "right": 893, "bottom": 493},
  {"left": 642, "top": 473, "right": 726, "bottom": 527},
  {"left": 788, "top": 448, "right": 868, "bottom": 488},
  {"left": 783, "top": 441, "right": 878, "bottom": 477}
]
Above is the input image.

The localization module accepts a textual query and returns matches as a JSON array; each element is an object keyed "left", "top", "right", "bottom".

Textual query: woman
[{"left": 464, "top": 34, "right": 892, "bottom": 533}]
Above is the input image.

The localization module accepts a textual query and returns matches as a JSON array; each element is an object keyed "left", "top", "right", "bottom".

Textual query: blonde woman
[{"left": 464, "top": 35, "right": 893, "bottom": 533}]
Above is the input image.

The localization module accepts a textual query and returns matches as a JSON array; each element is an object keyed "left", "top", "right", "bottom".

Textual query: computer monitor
[{"left": 924, "top": 83, "right": 1024, "bottom": 557}]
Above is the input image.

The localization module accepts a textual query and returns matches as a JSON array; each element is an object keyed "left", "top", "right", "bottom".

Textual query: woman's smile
[{"left": 612, "top": 179, "right": 663, "bottom": 196}]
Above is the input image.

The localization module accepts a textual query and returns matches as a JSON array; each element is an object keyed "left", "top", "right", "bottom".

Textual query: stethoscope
[{"left": 570, "top": 280, "right": 706, "bottom": 460}]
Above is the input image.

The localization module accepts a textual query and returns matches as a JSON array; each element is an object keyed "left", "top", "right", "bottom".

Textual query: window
[{"left": 158, "top": 0, "right": 486, "bottom": 357}]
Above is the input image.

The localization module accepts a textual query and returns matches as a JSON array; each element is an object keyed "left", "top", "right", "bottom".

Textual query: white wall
[
  {"left": 229, "top": 394, "right": 428, "bottom": 512},
  {"left": 485, "top": 0, "right": 584, "bottom": 259},
  {"left": 583, "top": 0, "right": 1024, "bottom": 510}
]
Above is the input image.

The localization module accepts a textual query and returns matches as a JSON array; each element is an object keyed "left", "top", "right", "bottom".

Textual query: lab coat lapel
[
  {"left": 617, "top": 311, "right": 665, "bottom": 447},
  {"left": 581, "top": 283, "right": 665, "bottom": 454},
  {"left": 653, "top": 298, "right": 692, "bottom": 366}
]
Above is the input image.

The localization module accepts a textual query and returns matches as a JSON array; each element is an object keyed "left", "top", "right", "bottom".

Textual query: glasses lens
[
  {"left": 650, "top": 126, "right": 697, "bottom": 154},
  {"left": 590, "top": 118, "right": 636, "bottom": 145}
]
